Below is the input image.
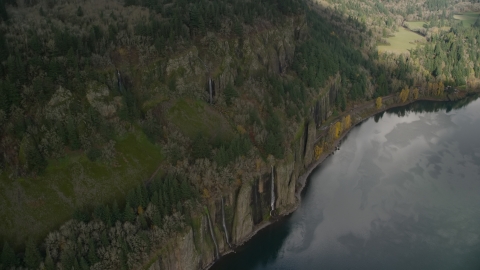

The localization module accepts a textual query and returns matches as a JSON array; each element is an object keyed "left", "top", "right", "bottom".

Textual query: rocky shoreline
[{"left": 204, "top": 90, "right": 479, "bottom": 270}]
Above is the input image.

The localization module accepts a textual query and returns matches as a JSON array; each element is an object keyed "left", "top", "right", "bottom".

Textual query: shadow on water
[
  {"left": 210, "top": 218, "right": 291, "bottom": 270},
  {"left": 386, "top": 94, "right": 479, "bottom": 117},
  {"left": 373, "top": 94, "right": 479, "bottom": 123}
]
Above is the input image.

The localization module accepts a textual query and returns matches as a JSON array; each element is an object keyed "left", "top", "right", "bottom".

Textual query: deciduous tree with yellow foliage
[
  {"left": 437, "top": 81, "right": 444, "bottom": 96},
  {"left": 428, "top": 82, "right": 434, "bottom": 95},
  {"left": 376, "top": 97, "right": 382, "bottom": 109},
  {"left": 329, "top": 121, "right": 343, "bottom": 140},
  {"left": 334, "top": 122, "right": 342, "bottom": 139},
  {"left": 398, "top": 87, "right": 410, "bottom": 103},
  {"left": 314, "top": 145, "right": 323, "bottom": 160},
  {"left": 428, "top": 82, "right": 440, "bottom": 96},
  {"left": 342, "top": 115, "right": 351, "bottom": 130}
]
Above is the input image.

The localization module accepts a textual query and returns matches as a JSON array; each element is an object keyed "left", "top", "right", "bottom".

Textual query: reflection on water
[{"left": 212, "top": 96, "right": 480, "bottom": 270}]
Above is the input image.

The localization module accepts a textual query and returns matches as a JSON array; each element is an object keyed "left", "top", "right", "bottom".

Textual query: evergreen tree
[
  {"left": 151, "top": 191, "right": 159, "bottom": 208},
  {"left": 67, "top": 118, "right": 80, "bottom": 150},
  {"left": 24, "top": 238, "right": 41, "bottom": 269},
  {"left": 180, "top": 179, "right": 191, "bottom": 200},
  {"left": 224, "top": 83, "right": 238, "bottom": 106},
  {"left": 123, "top": 202, "right": 135, "bottom": 223},
  {"left": 100, "top": 231, "right": 109, "bottom": 247},
  {"left": 124, "top": 0, "right": 137, "bottom": 7},
  {"left": 0, "top": 81, "right": 10, "bottom": 113},
  {"left": 76, "top": 6, "right": 84, "bottom": 17},
  {"left": 87, "top": 239, "right": 98, "bottom": 265},
  {"left": 139, "top": 214, "right": 148, "bottom": 229},
  {"left": 0, "top": 0, "right": 8, "bottom": 22},
  {"left": 66, "top": 47, "right": 76, "bottom": 68},
  {"left": 264, "top": 132, "right": 282, "bottom": 158},
  {"left": 93, "top": 205, "right": 112, "bottom": 227},
  {"left": 102, "top": 205, "right": 112, "bottom": 226},
  {"left": 44, "top": 251, "right": 55, "bottom": 270},
  {"left": 136, "top": 186, "right": 145, "bottom": 208},
  {"left": 233, "top": 19, "right": 243, "bottom": 37},
  {"left": 337, "top": 89, "right": 346, "bottom": 111},
  {"left": 163, "top": 190, "right": 171, "bottom": 215},
  {"left": 26, "top": 140, "right": 47, "bottom": 174},
  {"left": 80, "top": 256, "right": 89, "bottom": 270},
  {"left": 60, "top": 248, "right": 75, "bottom": 270},
  {"left": 153, "top": 211, "right": 162, "bottom": 227},
  {"left": 191, "top": 134, "right": 211, "bottom": 160},
  {"left": 214, "top": 146, "right": 228, "bottom": 167},
  {"left": 0, "top": 32, "right": 8, "bottom": 62},
  {"left": 376, "top": 74, "right": 388, "bottom": 96},
  {"left": 4, "top": 79, "right": 19, "bottom": 108},
  {"left": 112, "top": 199, "right": 121, "bottom": 222},
  {"left": 73, "top": 257, "right": 81, "bottom": 270},
  {"left": 1, "top": 241, "right": 16, "bottom": 268},
  {"left": 73, "top": 207, "right": 90, "bottom": 222}
]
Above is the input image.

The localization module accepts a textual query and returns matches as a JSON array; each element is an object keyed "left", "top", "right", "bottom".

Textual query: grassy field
[
  {"left": 0, "top": 129, "right": 163, "bottom": 248},
  {"left": 453, "top": 12, "right": 480, "bottom": 27},
  {"left": 378, "top": 27, "right": 426, "bottom": 54},
  {"left": 168, "top": 98, "right": 234, "bottom": 140},
  {"left": 404, "top": 21, "right": 426, "bottom": 31}
]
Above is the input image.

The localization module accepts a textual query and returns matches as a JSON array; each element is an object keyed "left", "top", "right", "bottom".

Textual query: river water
[{"left": 212, "top": 97, "right": 480, "bottom": 270}]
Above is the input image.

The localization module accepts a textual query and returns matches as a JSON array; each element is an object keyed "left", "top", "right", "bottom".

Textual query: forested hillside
[
  {"left": 329, "top": 0, "right": 480, "bottom": 86},
  {"left": 0, "top": 0, "right": 479, "bottom": 269}
]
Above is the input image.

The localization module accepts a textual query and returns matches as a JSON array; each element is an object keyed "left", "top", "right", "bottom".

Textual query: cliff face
[
  {"left": 146, "top": 17, "right": 338, "bottom": 270},
  {"left": 147, "top": 126, "right": 318, "bottom": 270}
]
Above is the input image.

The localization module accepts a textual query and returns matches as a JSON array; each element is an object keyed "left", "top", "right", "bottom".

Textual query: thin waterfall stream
[
  {"left": 206, "top": 210, "right": 220, "bottom": 260},
  {"left": 221, "top": 197, "right": 231, "bottom": 248},
  {"left": 208, "top": 78, "right": 213, "bottom": 104},
  {"left": 270, "top": 166, "right": 275, "bottom": 216}
]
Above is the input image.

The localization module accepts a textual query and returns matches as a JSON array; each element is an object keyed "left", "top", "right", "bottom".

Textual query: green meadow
[
  {"left": 404, "top": 21, "right": 426, "bottom": 31},
  {"left": 453, "top": 12, "right": 480, "bottom": 27},
  {"left": 167, "top": 98, "right": 234, "bottom": 140},
  {"left": 378, "top": 27, "right": 426, "bottom": 54}
]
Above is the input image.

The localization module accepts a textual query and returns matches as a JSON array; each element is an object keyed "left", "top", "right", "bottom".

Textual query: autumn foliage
[
  {"left": 376, "top": 97, "right": 382, "bottom": 109},
  {"left": 427, "top": 81, "right": 445, "bottom": 96},
  {"left": 412, "top": 88, "right": 419, "bottom": 100},
  {"left": 334, "top": 122, "right": 342, "bottom": 139},
  {"left": 314, "top": 145, "right": 323, "bottom": 160},
  {"left": 342, "top": 115, "right": 352, "bottom": 130},
  {"left": 329, "top": 115, "right": 352, "bottom": 142},
  {"left": 398, "top": 87, "right": 410, "bottom": 102}
]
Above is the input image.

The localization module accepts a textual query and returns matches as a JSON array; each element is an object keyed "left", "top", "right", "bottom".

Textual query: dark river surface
[{"left": 212, "top": 97, "right": 480, "bottom": 270}]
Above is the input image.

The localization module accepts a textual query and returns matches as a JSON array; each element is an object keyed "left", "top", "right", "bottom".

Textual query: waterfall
[
  {"left": 254, "top": 180, "right": 258, "bottom": 214},
  {"left": 221, "top": 197, "right": 232, "bottom": 248},
  {"left": 253, "top": 180, "right": 258, "bottom": 206},
  {"left": 117, "top": 70, "right": 121, "bottom": 91},
  {"left": 206, "top": 209, "right": 220, "bottom": 260},
  {"left": 117, "top": 70, "right": 126, "bottom": 95},
  {"left": 209, "top": 78, "right": 213, "bottom": 104},
  {"left": 270, "top": 166, "right": 275, "bottom": 216}
]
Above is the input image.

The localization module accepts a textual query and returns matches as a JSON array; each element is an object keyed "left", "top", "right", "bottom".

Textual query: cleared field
[
  {"left": 454, "top": 12, "right": 480, "bottom": 27},
  {"left": 404, "top": 21, "right": 426, "bottom": 31},
  {"left": 378, "top": 27, "right": 426, "bottom": 54},
  {"left": 168, "top": 98, "right": 234, "bottom": 140},
  {"left": 0, "top": 129, "right": 164, "bottom": 248}
]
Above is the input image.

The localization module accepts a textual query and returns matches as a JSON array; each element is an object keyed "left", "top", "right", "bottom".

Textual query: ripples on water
[{"left": 212, "top": 97, "right": 480, "bottom": 270}]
